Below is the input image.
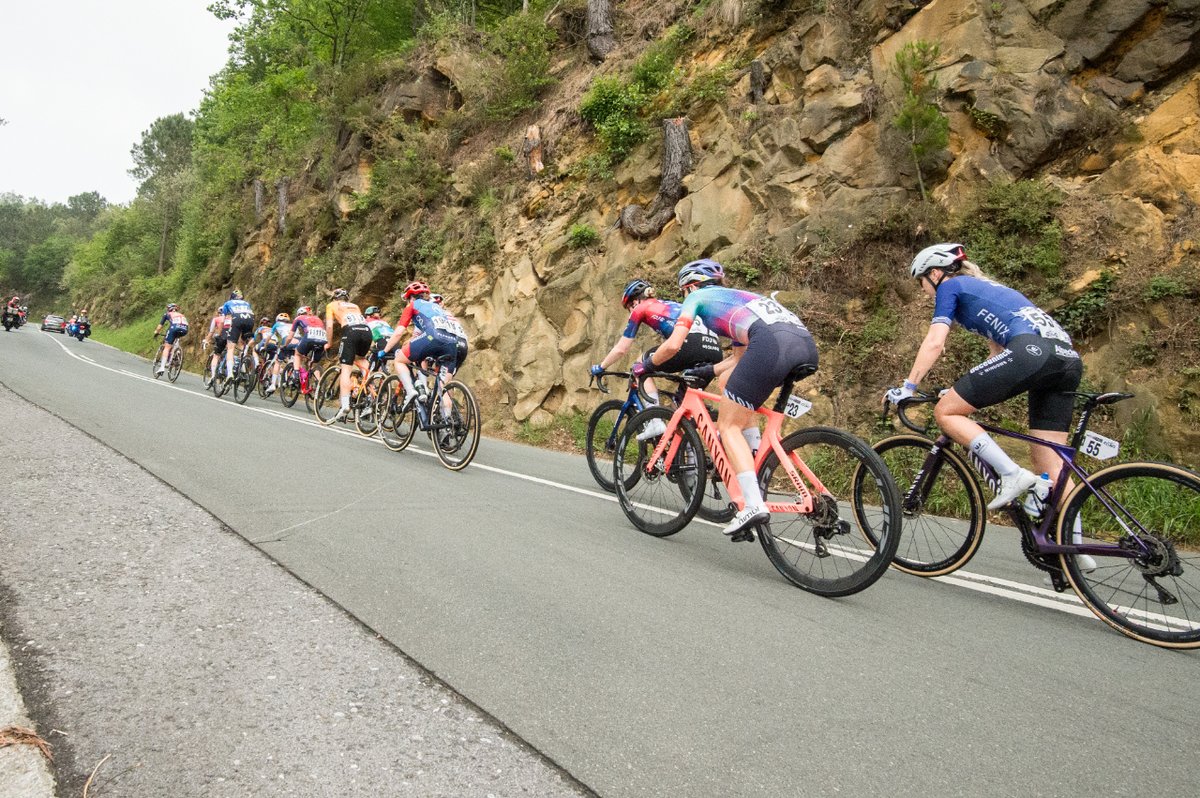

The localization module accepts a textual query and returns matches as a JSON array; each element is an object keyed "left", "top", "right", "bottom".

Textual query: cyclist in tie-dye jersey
[
  {"left": 645, "top": 259, "right": 819, "bottom": 538},
  {"left": 589, "top": 279, "right": 722, "bottom": 422}
]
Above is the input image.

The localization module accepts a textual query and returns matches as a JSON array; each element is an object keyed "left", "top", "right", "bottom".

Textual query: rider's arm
[
  {"left": 904, "top": 322, "right": 951, "bottom": 386},
  {"left": 649, "top": 321, "right": 690, "bottom": 367},
  {"left": 597, "top": 336, "right": 634, "bottom": 370}
]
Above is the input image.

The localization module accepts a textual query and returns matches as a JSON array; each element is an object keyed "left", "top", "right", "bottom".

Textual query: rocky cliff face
[{"left": 217, "top": 0, "right": 1200, "bottom": 461}]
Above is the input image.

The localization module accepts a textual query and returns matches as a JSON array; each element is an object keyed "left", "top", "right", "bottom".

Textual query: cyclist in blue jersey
[
  {"left": 885, "top": 243, "right": 1087, "bottom": 520},
  {"left": 382, "top": 282, "right": 466, "bottom": 407},
  {"left": 645, "top": 260, "right": 819, "bottom": 537},
  {"left": 590, "top": 279, "right": 723, "bottom": 438},
  {"left": 253, "top": 317, "right": 274, "bottom": 370},
  {"left": 264, "top": 312, "right": 292, "bottom": 396},
  {"left": 219, "top": 289, "right": 255, "bottom": 379}
]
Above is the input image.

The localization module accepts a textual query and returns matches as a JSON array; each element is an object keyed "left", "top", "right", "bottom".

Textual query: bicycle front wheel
[
  {"left": 377, "top": 375, "right": 417, "bottom": 452},
  {"left": 279, "top": 364, "right": 300, "bottom": 407},
  {"left": 233, "top": 359, "right": 256, "bottom": 404},
  {"left": 861, "top": 435, "right": 986, "bottom": 576},
  {"left": 1058, "top": 461, "right": 1200, "bottom": 648},
  {"left": 758, "top": 427, "right": 901, "bottom": 596},
  {"left": 586, "top": 399, "right": 635, "bottom": 493},
  {"left": 354, "top": 373, "right": 386, "bottom": 437},
  {"left": 167, "top": 347, "right": 183, "bottom": 382},
  {"left": 432, "top": 381, "right": 481, "bottom": 470},
  {"left": 152, "top": 344, "right": 166, "bottom": 379},
  {"left": 314, "top": 367, "right": 342, "bottom": 423},
  {"left": 613, "top": 407, "right": 705, "bottom": 537}
]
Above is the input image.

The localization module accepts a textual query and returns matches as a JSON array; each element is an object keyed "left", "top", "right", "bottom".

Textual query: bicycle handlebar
[{"left": 588, "top": 370, "right": 632, "bottom": 395}]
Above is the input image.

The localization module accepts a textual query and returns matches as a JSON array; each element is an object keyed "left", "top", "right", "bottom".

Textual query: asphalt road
[{"left": 2, "top": 328, "right": 1198, "bottom": 796}]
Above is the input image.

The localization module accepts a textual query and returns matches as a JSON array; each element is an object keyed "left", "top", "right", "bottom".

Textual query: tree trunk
[
  {"left": 586, "top": 0, "right": 615, "bottom": 62},
  {"left": 254, "top": 179, "right": 266, "bottom": 220},
  {"left": 276, "top": 178, "right": 289, "bottom": 235},
  {"left": 522, "top": 125, "right": 545, "bottom": 177},
  {"left": 618, "top": 118, "right": 693, "bottom": 241},
  {"left": 749, "top": 59, "right": 766, "bottom": 104}
]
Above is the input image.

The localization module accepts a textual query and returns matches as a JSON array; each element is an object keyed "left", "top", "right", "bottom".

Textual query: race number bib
[
  {"left": 306, "top": 327, "right": 328, "bottom": 342},
  {"left": 1013, "top": 307, "right": 1071, "bottom": 344},
  {"left": 746, "top": 297, "right": 805, "bottom": 329},
  {"left": 1080, "top": 431, "right": 1119, "bottom": 460},
  {"left": 343, "top": 313, "right": 365, "bottom": 325},
  {"left": 783, "top": 395, "right": 813, "bottom": 419},
  {"left": 432, "top": 315, "right": 467, "bottom": 338}
]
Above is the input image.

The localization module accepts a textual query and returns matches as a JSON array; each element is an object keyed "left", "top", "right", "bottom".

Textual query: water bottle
[{"left": 1023, "top": 473, "right": 1052, "bottom": 520}]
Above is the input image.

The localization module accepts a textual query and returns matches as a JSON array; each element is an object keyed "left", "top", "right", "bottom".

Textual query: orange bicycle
[{"left": 613, "top": 368, "right": 901, "bottom": 596}]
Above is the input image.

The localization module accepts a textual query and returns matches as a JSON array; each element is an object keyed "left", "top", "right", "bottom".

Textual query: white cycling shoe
[
  {"left": 987, "top": 468, "right": 1038, "bottom": 511},
  {"left": 723, "top": 505, "right": 769, "bottom": 537},
  {"left": 636, "top": 417, "right": 668, "bottom": 441}
]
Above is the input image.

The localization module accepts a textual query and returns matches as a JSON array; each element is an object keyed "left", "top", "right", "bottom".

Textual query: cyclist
[
  {"left": 6, "top": 295, "right": 19, "bottom": 312},
  {"left": 381, "top": 282, "right": 467, "bottom": 407},
  {"left": 264, "top": 312, "right": 293, "bottom": 396},
  {"left": 152, "top": 303, "right": 189, "bottom": 375},
  {"left": 203, "top": 307, "right": 231, "bottom": 387},
  {"left": 644, "top": 259, "right": 819, "bottom": 537},
  {"left": 252, "top": 316, "right": 275, "bottom": 372},
  {"left": 219, "top": 290, "right": 255, "bottom": 380},
  {"left": 365, "top": 306, "right": 394, "bottom": 371},
  {"left": 589, "top": 278, "right": 723, "bottom": 438},
  {"left": 884, "top": 243, "right": 1088, "bottom": 546},
  {"left": 325, "top": 289, "right": 373, "bottom": 423},
  {"left": 282, "top": 305, "right": 328, "bottom": 393}
]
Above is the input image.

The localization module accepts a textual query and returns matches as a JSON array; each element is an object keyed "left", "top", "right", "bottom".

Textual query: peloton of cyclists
[
  {"left": 884, "top": 243, "right": 1094, "bottom": 569},
  {"left": 152, "top": 303, "right": 189, "bottom": 375},
  {"left": 642, "top": 259, "right": 820, "bottom": 538},
  {"left": 589, "top": 277, "right": 723, "bottom": 439}
]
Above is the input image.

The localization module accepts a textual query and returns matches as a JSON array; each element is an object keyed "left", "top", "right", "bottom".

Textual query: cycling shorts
[
  {"left": 725, "top": 320, "right": 818, "bottom": 410},
  {"left": 228, "top": 315, "right": 255, "bottom": 344},
  {"left": 454, "top": 338, "right": 469, "bottom": 372},
  {"left": 646, "top": 329, "right": 722, "bottom": 374},
  {"left": 954, "top": 334, "right": 1083, "bottom": 432},
  {"left": 404, "top": 330, "right": 459, "bottom": 368},
  {"left": 258, "top": 342, "right": 278, "bottom": 356},
  {"left": 165, "top": 325, "right": 188, "bottom": 345},
  {"left": 212, "top": 336, "right": 228, "bottom": 355},
  {"left": 338, "top": 324, "right": 373, "bottom": 365},
  {"left": 297, "top": 339, "right": 326, "bottom": 361}
]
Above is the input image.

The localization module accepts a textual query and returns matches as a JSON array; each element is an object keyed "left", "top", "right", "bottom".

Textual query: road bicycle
[
  {"left": 587, "top": 369, "right": 734, "bottom": 522},
  {"left": 230, "top": 339, "right": 259, "bottom": 405},
  {"left": 276, "top": 350, "right": 327, "bottom": 410},
  {"left": 613, "top": 368, "right": 901, "bottom": 596},
  {"left": 151, "top": 335, "right": 184, "bottom": 383},
  {"left": 254, "top": 348, "right": 279, "bottom": 399},
  {"left": 375, "top": 355, "right": 481, "bottom": 470},
  {"left": 866, "top": 389, "right": 1200, "bottom": 648},
  {"left": 313, "top": 356, "right": 388, "bottom": 435}
]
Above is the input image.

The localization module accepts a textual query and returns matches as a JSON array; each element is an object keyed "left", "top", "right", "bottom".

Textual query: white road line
[{"left": 40, "top": 332, "right": 1112, "bottom": 625}]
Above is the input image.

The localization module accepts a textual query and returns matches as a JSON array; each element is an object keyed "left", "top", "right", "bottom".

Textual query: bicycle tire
[
  {"left": 314, "top": 367, "right": 343, "bottom": 423},
  {"left": 696, "top": 462, "right": 736, "bottom": 523},
  {"left": 757, "top": 427, "right": 901, "bottom": 596},
  {"left": 860, "top": 434, "right": 986, "bottom": 576},
  {"left": 355, "top": 372, "right": 386, "bottom": 437},
  {"left": 586, "top": 399, "right": 636, "bottom": 493},
  {"left": 613, "top": 407, "right": 705, "bottom": 537},
  {"left": 233, "top": 357, "right": 255, "bottom": 405},
  {"left": 167, "top": 347, "right": 183, "bottom": 382},
  {"left": 279, "top": 363, "right": 300, "bottom": 407},
  {"left": 377, "top": 375, "right": 417, "bottom": 451},
  {"left": 303, "top": 365, "right": 324, "bottom": 413},
  {"left": 152, "top": 343, "right": 166, "bottom": 379},
  {"left": 432, "top": 381, "right": 481, "bottom": 470},
  {"left": 1057, "top": 461, "right": 1200, "bottom": 648}
]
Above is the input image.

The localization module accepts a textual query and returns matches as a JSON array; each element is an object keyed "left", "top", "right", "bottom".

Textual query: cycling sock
[
  {"left": 742, "top": 427, "right": 761, "bottom": 454},
  {"left": 340, "top": 395, "right": 351, "bottom": 412},
  {"left": 969, "top": 433, "right": 1021, "bottom": 477},
  {"left": 1072, "top": 514, "right": 1083, "bottom": 545},
  {"left": 736, "top": 471, "right": 764, "bottom": 508},
  {"left": 398, "top": 367, "right": 416, "bottom": 397}
]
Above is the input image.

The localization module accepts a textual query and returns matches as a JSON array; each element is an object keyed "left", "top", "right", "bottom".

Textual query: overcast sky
[{"left": 0, "top": 1, "right": 235, "bottom": 206}]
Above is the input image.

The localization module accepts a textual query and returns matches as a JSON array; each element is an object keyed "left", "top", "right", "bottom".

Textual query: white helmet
[{"left": 910, "top": 243, "right": 966, "bottom": 279}]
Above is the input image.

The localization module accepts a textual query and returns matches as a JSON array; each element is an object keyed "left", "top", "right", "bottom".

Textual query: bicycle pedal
[{"left": 730, "top": 529, "right": 755, "bottom": 543}]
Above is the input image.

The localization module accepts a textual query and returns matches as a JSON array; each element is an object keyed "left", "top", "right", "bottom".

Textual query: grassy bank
[{"left": 89, "top": 313, "right": 160, "bottom": 359}]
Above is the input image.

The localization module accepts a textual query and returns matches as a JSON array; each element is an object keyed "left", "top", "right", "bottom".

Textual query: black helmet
[{"left": 621, "top": 279, "right": 652, "bottom": 309}]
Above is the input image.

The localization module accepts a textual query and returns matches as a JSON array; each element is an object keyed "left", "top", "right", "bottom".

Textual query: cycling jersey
[
  {"left": 676, "top": 286, "right": 807, "bottom": 345},
  {"left": 325, "top": 300, "right": 366, "bottom": 329},
  {"left": 366, "top": 318, "right": 394, "bottom": 342},
  {"left": 161, "top": 311, "right": 189, "bottom": 328},
  {"left": 932, "top": 275, "right": 1071, "bottom": 346},
  {"left": 220, "top": 298, "right": 254, "bottom": 319},
  {"left": 399, "top": 298, "right": 468, "bottom": 340},
  {"left": 623, "top": 298, "right": 681, "bottom": 339},
  {"left": 270, "top": 320, "right": 294, "bottom": 346},
  {"left": 291, "top": 314, "right": 328, "bottom": 344}
]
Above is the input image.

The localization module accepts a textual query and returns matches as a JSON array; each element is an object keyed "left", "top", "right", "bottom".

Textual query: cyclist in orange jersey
[{"left": 324, "top": 288, "right": 373, "bottom": 423}]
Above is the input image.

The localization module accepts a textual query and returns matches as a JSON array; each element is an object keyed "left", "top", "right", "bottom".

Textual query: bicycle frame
[
  {"left": 595, "top": 373, "right": 644, "bottom": 453},
  {"left": 646, "top": 387, "right": 824, "bottom": 515}
]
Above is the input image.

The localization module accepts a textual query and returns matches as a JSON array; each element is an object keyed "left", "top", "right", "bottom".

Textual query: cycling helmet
[
  {"left": 364, "top": 306, "right": 380, "bottom": 317},
  {"left": 230, "top": 289, "right": 243, "bottom": 300},
  {"left": 403, "top": 281, "right": 430, "bottom": 299},
  {"left": 431, "top": 294, "right": 444, "bottom": 305},
  {"left": 331, "top": 288, "right": 348, "bottom": 300},
  {"left": 166, "top": 303, "right": 178, "bottom": 312},
  {"left": 259, "top": 317, "right": 269, "bottom": 324},
  {"left": 276, "top": 312, "right": 290, "bottom": 322},
  {"left": 621, "top": 279, "right": 652, "bottom": 309},
  {"left": 296, "top": 305, "right": 312, "bottom": 316},
  {"left": 677, "top": 259, "right": 724, "bottom": 290},
  {"left": 910, "top": 243, "right": 966, "bottom": 279}
]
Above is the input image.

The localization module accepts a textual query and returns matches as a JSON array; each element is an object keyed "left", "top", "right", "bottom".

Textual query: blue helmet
[
  {"left": 677, "top": 259, "right": 724, "bottom": 290},
  {"left": 621, "top": 279, "right": 652, "bottom": 309}
]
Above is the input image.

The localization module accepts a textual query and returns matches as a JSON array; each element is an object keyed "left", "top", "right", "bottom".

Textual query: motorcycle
[
  {"left": 1, "top": 307, "right": 19, "bottom": 331},
  {"left": 72, "top": 318, "right": 91, "bottom": 341}
]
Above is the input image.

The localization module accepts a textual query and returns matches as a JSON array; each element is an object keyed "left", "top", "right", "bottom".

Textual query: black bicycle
[{"left": 375, "top": 355, "right": 481, "bottom": 470}]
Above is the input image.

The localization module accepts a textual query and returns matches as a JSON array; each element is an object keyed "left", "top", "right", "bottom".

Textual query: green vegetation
[
  {"left": 88, "top": 313, "right": 161, "bottom": 357},
  {"left": 892, "top": 40, "right": 949, "bottom": 202},
  {"left": 953, "top": 180, "right": 1065, "bottom": 280},
  {"left": 567, "top": 223, "right": 600, "bottom": 249},
  {"left": 1057, "top": 271, "right": 1115, "bottom": 337}
]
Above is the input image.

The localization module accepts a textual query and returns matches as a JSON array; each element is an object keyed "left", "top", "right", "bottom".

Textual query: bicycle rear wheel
[
  {"left": 377, "top": 375, "right": 417, "bottom": 451},
  {"left": 757, "top": 427, "right": 901, "bottom": 596},
  {"left": 1058, "top": 461, "right": 1200, "bottom": 648},
  {"left": 432, "top": 381, "right": 481, "bottom": 470},
  {"left": 233, "top": 357, "right": 256, "bottom": 404},
  {"left": 860, "top": 435, "right": 986, "bottom": 576},
  {"left": 152, "top": 344, "right": 166, "bottom": 379},
  {"left": 314, "top": 367, "right": 342, "bottom": 423},
  {"left": 303, "top": 365, "right": 325, "bottom": 413},
  {"left": 167, "top": 347, "right": 183, "bottom": 382},
  {"left": 586, "top": 399, "right": 635, "bottom": 493},
  {"left": 279, "top": 363, "right": 300, "bottom": 407},
  {"left": 613, "top": 407, "right": 704, "bottom": 537}
]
